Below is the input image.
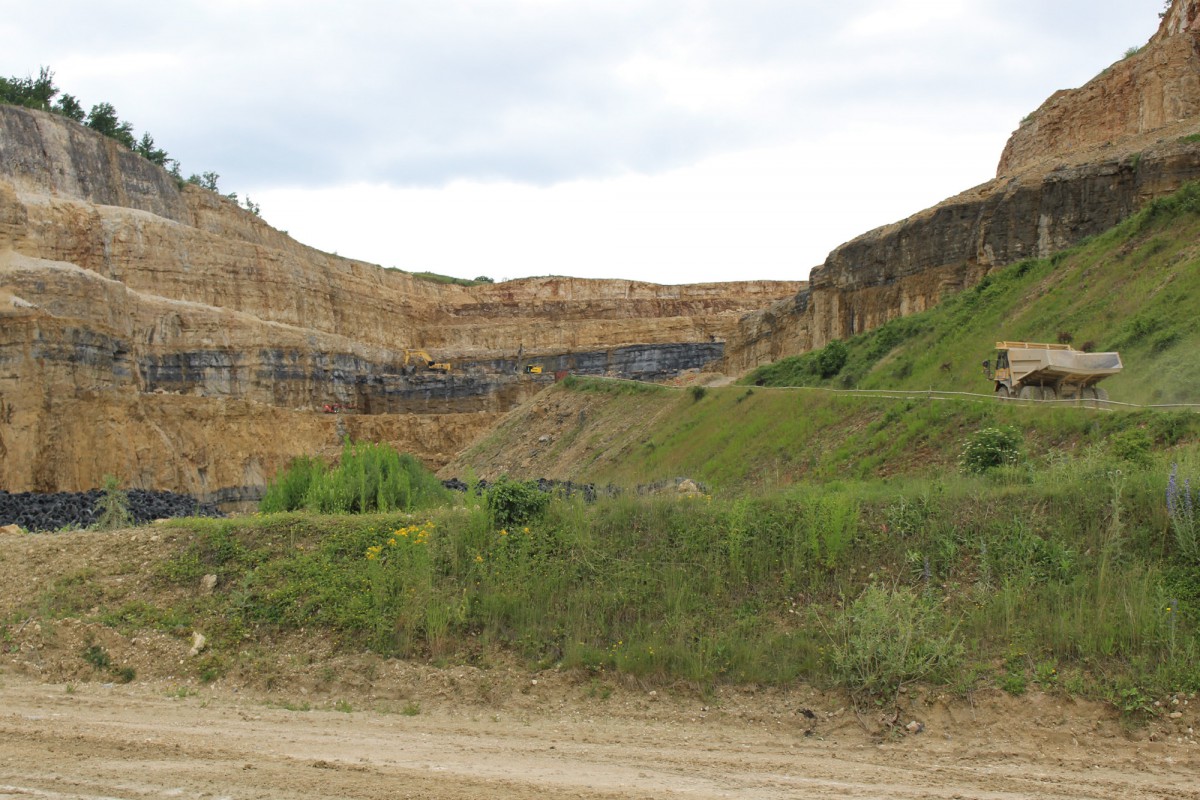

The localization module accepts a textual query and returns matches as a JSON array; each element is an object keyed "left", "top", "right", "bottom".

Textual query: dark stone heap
[{"left": 0, "top": 489, "right": 223, "bottom": 532}]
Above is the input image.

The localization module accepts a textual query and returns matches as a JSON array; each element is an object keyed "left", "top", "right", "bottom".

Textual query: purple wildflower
[{"left": 1168, "top": 464, "right": 1179, "bottom": 518}]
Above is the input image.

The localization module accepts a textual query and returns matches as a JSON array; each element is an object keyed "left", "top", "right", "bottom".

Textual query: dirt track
[{"left": 2, "top": 674, "right": 1198, "bottom": 800}]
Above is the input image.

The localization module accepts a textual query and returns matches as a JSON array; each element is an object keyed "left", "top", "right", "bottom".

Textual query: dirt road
[{"left": 1, "top": 674, "right": 1197, "bottom": 800}]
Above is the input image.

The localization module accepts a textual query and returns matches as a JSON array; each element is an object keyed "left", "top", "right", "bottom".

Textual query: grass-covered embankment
[
  {"left": 131, "top": 437, "right": 1200, "bottom": 711},
  {"left": 455, "top": 373, "right": 1200, "bottom": 493}
]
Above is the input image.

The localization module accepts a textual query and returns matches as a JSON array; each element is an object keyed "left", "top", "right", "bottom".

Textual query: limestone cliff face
[
  {"left": 0, "top": 106, "right": 800, "bottom": 495},
  {"left": 724, "top": 0, "right": 1200, "bottom": 373},
  {"left": 999, "top": 0, "right": 1200, "bottom": 177}
]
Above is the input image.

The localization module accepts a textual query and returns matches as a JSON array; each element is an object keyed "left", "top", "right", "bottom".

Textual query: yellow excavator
[
  {"left": 402, "top": 349, "right": 451, "bottom": 375},
  {"left": 516, "top": 343, "right": 543, "bottom": 374}
]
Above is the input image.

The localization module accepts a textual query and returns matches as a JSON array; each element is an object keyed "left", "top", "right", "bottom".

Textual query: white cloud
[
  {"left": 841, "top": 0, "right": 970, "bottom": 41},
  {"left": 252, "top": 116, "right": 1007, "bottom": 284},
  {"left": 3, "top": 0, "right": 1171, "bottom": 284}
]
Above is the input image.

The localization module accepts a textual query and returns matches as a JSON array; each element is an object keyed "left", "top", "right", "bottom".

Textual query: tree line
[{"left": 0, "top": 67, "right": 260, "bottom": 216}]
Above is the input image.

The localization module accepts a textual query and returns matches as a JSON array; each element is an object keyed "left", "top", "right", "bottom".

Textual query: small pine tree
[{"left": 94, "top": 474, "right": 133, "bottom": 530}]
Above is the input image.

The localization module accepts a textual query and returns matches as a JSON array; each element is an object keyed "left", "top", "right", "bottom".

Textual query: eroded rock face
[
  {"left": 0, "top": 106, "right": 800, "bottom": 495},
  {"left": 1000, "top": 0, "right": 1200, "bottom": 177},
  {"left": 724, "top": 0, "right": 1200, "bottom": 373}
]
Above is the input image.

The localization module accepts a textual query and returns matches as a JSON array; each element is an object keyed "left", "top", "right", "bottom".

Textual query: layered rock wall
[
  {"left": 0, "top": 106, "right": 799, "bottom": 496},
  {"left": 1000, "top": 0, "right": 1200, "bottom": 177}
]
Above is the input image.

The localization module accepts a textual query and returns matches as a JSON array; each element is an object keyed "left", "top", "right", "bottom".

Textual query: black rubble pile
[
  {"left": 0, "top": 489, "right": 223, "bottom": 532},
  {"left": 440, "top": 478, "right": 471, "bottom": 493}
]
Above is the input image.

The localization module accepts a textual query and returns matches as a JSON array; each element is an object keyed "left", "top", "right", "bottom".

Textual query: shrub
[
  {"left": 94, "top": 475, "right": 132, "bottom": 530},
  {"left": 1109, "top": 428, "right": 1153, "bottom": 467},
  {"left": 689, "top": 385, "right": 707, "bottom": 402},
  {"left": 82, "top": 644, "right": 111, "bottom": 670},
  {"left": 960, "top": 426, "right": 1023, "bottom": 473},
  {"left": 817, "top": 339, "right": 848, "bottom": 378},
  {"left": 486, "top": 476, "right": 550, "bottom": 528},
  {"left": 828, "top": 584, "right": 962, "bottom": 702},
  {"left": 259, "top": 442, "right": 449, "bottom": 514}
]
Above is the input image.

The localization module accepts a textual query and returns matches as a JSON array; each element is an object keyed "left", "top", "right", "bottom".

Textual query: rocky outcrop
[
  {"left": 0, "top": 105, "right": 799, "bottom": 495},
  {"left": 724, "top": 0, "right": 1200, "bottom": 373},
  {"left": 999, "top": 0, "right": 1200, "bottom": 177}
]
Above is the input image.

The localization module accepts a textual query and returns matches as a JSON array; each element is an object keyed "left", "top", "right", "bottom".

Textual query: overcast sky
[{"left": 5, "top": 1, "right": 1167, "bottom": 284}]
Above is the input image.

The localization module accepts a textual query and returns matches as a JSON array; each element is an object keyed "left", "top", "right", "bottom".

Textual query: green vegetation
[
  {"left": 94, "top": 474, "right": 132, "bottom": 531},
  {"left": 409, "top": 271, "right": 495, "bottom": 287},
  {"left": 520, "top": 379, "right": 1199, "bottom": 491},
  {"left": 746, "top": 182, "right": 1200, "bottom": 407},
  {"left": 485, "top": 477, "right": 550, "bottom": 528},
  {"left": 559, "top": 374, "right": 668, "bottom": 396},
  {"left": 81, "top": 642, "right": 135, "bottom": 684},
  {"left": 388, "top": 185, "right": 1200, "bottom": 709},
  {"left": 959, "top": 426, "right": 1023, "bottom": 474},
  {"left": 260, "top": 441, "right": 450, "bottom": 514},
  {"left": 148, "top": 448, "right": 1200, "bottom": 708}
]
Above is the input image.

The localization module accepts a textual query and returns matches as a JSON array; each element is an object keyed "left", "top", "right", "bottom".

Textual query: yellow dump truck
[{"left": 985, "top": 341, "right": 1122, "bottom": 401}]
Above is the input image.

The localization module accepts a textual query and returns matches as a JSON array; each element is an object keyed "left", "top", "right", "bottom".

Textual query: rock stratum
[
  {"left": 0, "top": 105, "right": 800, "bottom": 496},
  {"left": 724, "top": 0, "right": 1200, "bottom": 372}
]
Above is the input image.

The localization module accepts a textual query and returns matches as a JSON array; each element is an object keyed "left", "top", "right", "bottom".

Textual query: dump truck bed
[{"left": 1000, "top": 341, "right": 1122, "bottom": 386}]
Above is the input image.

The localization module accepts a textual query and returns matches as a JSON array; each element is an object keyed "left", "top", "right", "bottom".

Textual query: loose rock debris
[{"left": 0, "top": 488, "right": 222, "bottom": 532}]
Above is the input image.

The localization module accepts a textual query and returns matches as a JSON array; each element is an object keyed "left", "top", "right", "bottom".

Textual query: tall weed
[
  {"left": 828, "top": 584, "right": 962, "bottom": 702},
  {"left": 260, "top": 442, "right": 449, "bottom": 514}
]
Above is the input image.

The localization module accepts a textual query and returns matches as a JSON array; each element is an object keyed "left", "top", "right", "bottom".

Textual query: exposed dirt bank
[{"left": 1, "top": 527, "right": 1199, "bottom": 798}]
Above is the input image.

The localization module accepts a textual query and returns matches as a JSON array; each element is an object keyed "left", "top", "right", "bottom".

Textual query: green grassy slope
[
  {"left": 747, "top": 183, "right": 1200, "bottom": 406},
  {"left": 454, "top": 377, "right": 1200, "bottom": 494}
]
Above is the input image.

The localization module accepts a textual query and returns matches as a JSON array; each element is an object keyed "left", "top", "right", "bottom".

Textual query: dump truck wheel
[
  {"left": 1018, "top": 385, "right": 1039, "bottom": 400},
  {"left": 995, "top": 385, "right": 1011, "bottom": 399},
  {"left": 1041, "top": 386, "right": 1058, "bottom": 401},
  {"left": 1094, "top": 387, "right": 1109, "bottom": 402}
]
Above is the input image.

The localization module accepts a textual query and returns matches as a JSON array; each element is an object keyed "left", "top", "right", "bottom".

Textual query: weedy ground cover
[{"left": 149, "top": 442, "right": 1200, "bottom": 711}]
